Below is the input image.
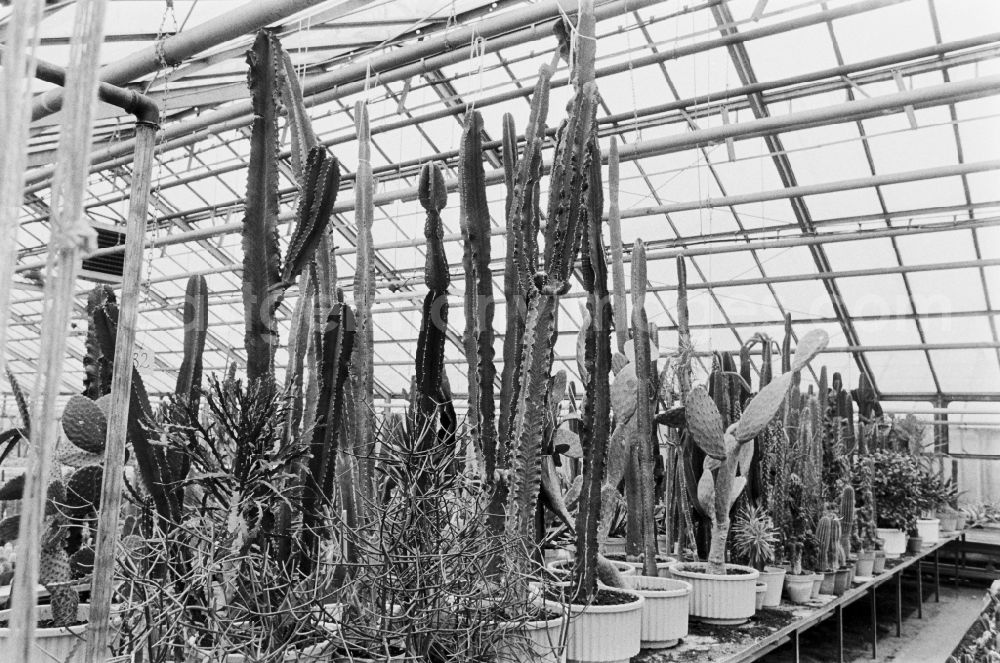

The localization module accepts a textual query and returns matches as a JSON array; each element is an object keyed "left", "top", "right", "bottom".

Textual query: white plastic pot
[
  {"left": 497, "top": 613, "right": 567, "bottom": 663},
  {"left": 758, "top": 567, "right": 786, "bottom": 607},
  {"left": 0, "top": 604, "right": 104, "bottom": 663},
  {"left": 620, "top": 575, "right": 691, "bottom": 649},
  {"left": 916, "top": 518, "right": 940, "bottom": 544},
  {"left": 564, "top": 587, "right": 643, "bottom": 663},
  {"left": 546, "top": 558, "right": 636, "bottom": 579},
  {"left": 877, "top": 528, "right": 907, "bottom": 558},
  {"left": 615, "top": 556, "right": 678, "bottom": 578},
  {"left": 783, "top": 573, "right": 813, "bottom": 604},
  {"left": 599, "top": 538, "right": 627, "bottom": 556},
  {"left": 670, "top": 562, "right": 759, "bottom": 625}
]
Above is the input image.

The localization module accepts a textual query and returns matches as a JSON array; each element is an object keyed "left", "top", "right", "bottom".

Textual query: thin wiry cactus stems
[
  {"left": 458, "top": 110, "right": 498, "bottom": 480},
  {"left": 631, "top": 240, "right": 658, "bottom": 576}
]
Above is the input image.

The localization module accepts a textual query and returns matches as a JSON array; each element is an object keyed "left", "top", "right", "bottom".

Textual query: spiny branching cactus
[
  {"left": 241, "top": 30, "right": 338, "bottom": 385},
  {"left": 686, "top": 329, "right": 829, "bottom": 574},
  {"left": 82, "top": 285, "right": 116, "bottom": 399}
]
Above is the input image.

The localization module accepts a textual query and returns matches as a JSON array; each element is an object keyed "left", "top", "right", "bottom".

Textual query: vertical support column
[
  {"left": 934, "top": 396, "right": 952, "bottom": 480},
  {"left": 836, "top": 603, "right": 844, "bottom": 663},
  {"left": 793, "top": 629, "right": 800, "bottom": 663},
  {"left": 895, "top": 571, "right": 902, "bottom": 637},
  {"left": 916, "top": 559, "right": 923, "bottom": 618},
  {"left": 84, "top": 119, "right": 158, "bottom": 663},
  {"left": 934, "top": 549, "right": 940, "bottom": 602},
  {"left": 870, "top": 585, "right": 878, "bottom": 659}
]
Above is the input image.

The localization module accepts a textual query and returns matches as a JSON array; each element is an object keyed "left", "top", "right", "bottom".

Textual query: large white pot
[
  {"left": 877, "top": 528, "right": 907, "bottom": 558},
  {"left": 670, "top": 562, "right": 759, "bottom": 625},
  {"left": 758, "top": 567, "right": 786, "bottom": 607},
  {"left": 0, "top": 604, "right": 104, "bottom": 663},
  {"left": 564, "top": 587, "right": 643, "bottom": 663},
  {"left": 546, "top": 558, "right": 636, "bottom": 579},
  {"left": 620, "top": 575, "right": 691, "bottom": 649},
  {"left": 599, "top": 538, "right": 627, "bottom": 556},
  {"left": 497, "top": 613, "right": 567, "bottom": 663},
  {"left": 916, "top": 518, "right": 940, "bottom": 544}
]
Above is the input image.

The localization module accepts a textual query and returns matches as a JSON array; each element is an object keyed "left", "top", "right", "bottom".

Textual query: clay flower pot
[
  {"left": 832, "top": 567, "right": 851, "bottom": 596},
  {"left": 819, "top": 570, "right": 836, "bottom": 595},
  {"left": 872, "top": 551, "right": 887, "bottom": 575},
  {"left": 810, "top": 573, "right": 823, "bottom": 598},
  {"left": 906, "top": 536, "right": 924, "bottom": 554}
]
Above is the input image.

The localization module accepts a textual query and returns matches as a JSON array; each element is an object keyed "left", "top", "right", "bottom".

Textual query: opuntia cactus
[{"left": 687, "top": 329, "right": 829, "bottom": 575}]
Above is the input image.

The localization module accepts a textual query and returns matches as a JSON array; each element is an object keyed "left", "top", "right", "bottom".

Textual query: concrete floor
[
  {"left": 764, "top": 580, "right": 988, "bottom": 662},
  {"left": 845, "top": 584, "right": 985, "bottom": 662}
]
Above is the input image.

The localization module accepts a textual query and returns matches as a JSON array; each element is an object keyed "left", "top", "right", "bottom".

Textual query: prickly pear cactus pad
[{"left": 61, "top": 394, "right": 107, "bottom": 454}]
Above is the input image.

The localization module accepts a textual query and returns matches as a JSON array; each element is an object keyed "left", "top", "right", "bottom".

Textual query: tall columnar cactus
[
  {"left": 631, "top": 240, "right": 658, "bottom": 576},
  {"left": 686, "top": 330, "right": 829, "bottom": 575},
  {"left": 831, "top": 516, "right": 845, "bottom": 569},
  {"left": 675, "top": 257, "right": 692, "bottom": 398},
  {"left": 82, "top": 285, "right": 116, "bottom": 399},
  {"left": 175, "top": 276, "right": 208, "bottom": 407},
  {"left": 241, "top": 31, "right": 338, "bottom": 385},
  {"left": 458, "top": 110, "right": 498, "bottom": 480},
  {"left": 498, "top": 111, "right": 523, "bottom": 463},
  {"left": 816, "top": 514, "right": 833, "bottom": 572},
  {"left": 607, "top": 138, "right": 628, "bottom": 354},
  {"left": 840, "top": 485, "right": 856, "bottom": 559}
]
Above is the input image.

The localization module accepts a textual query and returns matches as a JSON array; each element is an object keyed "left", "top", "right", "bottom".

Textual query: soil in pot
[{"left": 604, "top": 553, "right": 678, "bottom": 578}]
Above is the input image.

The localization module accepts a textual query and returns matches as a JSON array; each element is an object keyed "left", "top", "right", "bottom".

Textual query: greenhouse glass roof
[{"left": 4, "top": 0, "right": 1000, "bottom": 425}]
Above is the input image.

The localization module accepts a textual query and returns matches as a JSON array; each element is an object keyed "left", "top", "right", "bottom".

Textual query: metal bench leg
[
  {"left": 917, "top": 561, "right": 923, "bottom": 618},
  {"left": 837, "top": 603, "right": 844, "bottom": 663},
  {"left": 935, "top": 549, "right": 940, "bottom": 602},
  {"left": 871, "top": 585, "right": 878, "bottom": 660},
  {"left": 896, "top": 570, "right": 902, "bottom": 637}
]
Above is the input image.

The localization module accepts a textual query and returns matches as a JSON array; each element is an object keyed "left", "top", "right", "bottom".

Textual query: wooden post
[
  {"left": 84, "top": 119, "right": 158, "bottom": 663},
  {"left": 9, "top": 0, "right": 108, "bottom": 656}
]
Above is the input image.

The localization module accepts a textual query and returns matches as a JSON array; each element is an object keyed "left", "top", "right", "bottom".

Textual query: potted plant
[
  {"left": 782, "top": 476, "right": 817, "bottom": 604},
  {"left": 853, "top": 458, "right": 879, "bottom": 577},
  {"left": 816, "top": 515, "right": 837, "bottom": 595},
  {"left": 871, "top": 450, "right": 921, "bottom": 558},
  {"left": 732, "top": 504, "right": 783, "bottom": 608},
  {"left": 671, "top": 329, "right": 828, "bottom": 624}
]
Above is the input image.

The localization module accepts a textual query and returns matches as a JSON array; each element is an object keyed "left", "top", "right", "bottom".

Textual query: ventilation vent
[{"left": 80, "top": 224, "right": 125, "bottom": 283}]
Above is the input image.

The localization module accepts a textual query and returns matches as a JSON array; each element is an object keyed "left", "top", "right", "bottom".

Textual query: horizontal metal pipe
[
  {"left": 30, "top": 0, "right": 334, "bottom": 120},
  {"left": 23, "top": 0, "right": 669, "bottom": 189},
  {"left": 66, "top": 32, "right": 1000, "bottom": 214}
]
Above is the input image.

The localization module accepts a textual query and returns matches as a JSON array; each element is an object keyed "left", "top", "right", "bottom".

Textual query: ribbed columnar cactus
[
  {"left": 607, "top": 138, "right": 628, "bottom": 354},
  {"left": 82, "top": 286, "right": 116, "bottom": 399},
  {"left": 631, "top": 240, "right": 658, "bottom": 576},
  {"left": 840, "top": 485, "right": 856, "bottom": 559},
  {"left": 816, "top": 514, "right": 833, "bottom": 572},
  {"left": 687, "top": 329, "right": 829, "bottom": 575},
  {"left": 832, "top": 517, "right": 845, "bottom": 569},
  {"left": 458, "top": 110, "right": 498, "bottom": 480}
]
